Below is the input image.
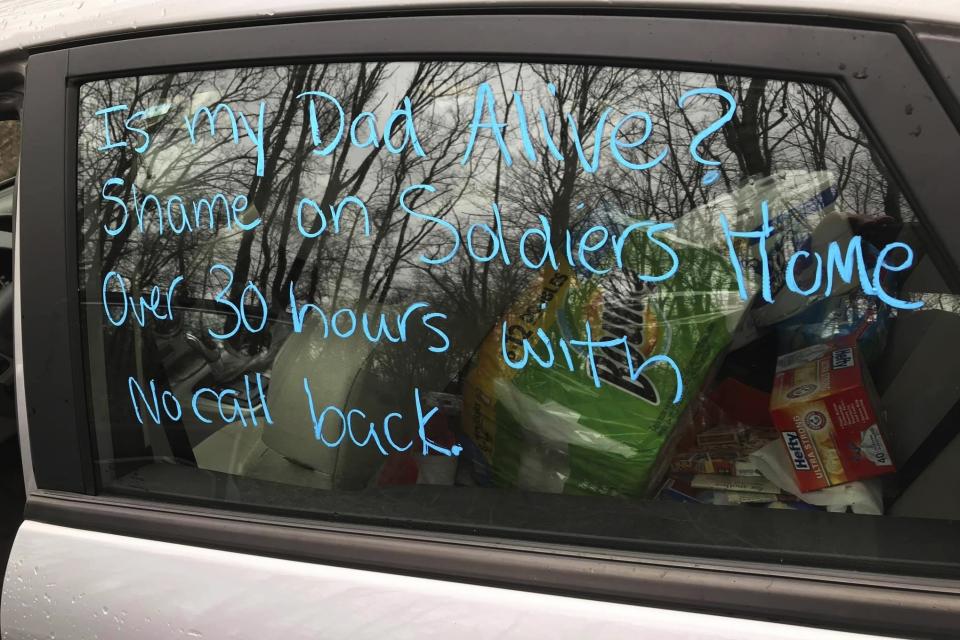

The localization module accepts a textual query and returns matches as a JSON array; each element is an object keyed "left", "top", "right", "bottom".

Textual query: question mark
[{"left": 677, "top": 87, "right": 737, "bottom": 186}]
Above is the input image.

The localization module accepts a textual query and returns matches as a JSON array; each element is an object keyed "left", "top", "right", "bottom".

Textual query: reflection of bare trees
[
  {"left": 228, "top": 64, "right": 310, "bottom": 319},
  {"left": 79, "top": 61, "right": 917, "bottom": 390}
]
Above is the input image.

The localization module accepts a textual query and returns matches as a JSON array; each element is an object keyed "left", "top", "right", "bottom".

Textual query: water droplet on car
[
  {"left": 905, "top": 104, "right": 914, "bottom": 115},
  {"left": 852, "top": 68, "right": 869, "bottom": 79}
]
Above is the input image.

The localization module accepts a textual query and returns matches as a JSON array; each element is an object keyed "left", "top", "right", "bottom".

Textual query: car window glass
[
  {"left": 76, "top": 60, "right": 960, "bottom": 574},
  {"left": 0, "top": 120, "right": 18, "bottom": 287}
]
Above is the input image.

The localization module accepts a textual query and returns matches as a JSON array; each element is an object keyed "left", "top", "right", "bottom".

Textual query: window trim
[{"left": 17, "top": 12, "right": 960, "bottom": 637}]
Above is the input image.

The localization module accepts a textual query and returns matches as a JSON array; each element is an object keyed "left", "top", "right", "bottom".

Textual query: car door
[{"left": 4, "top": 10, "right": 960, "bottom": 639}]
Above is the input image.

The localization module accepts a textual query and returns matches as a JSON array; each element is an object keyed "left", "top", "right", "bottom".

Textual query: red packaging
[
  {"left": 670, "top": 449, "right": 738, "bottom": 475},
  {"left": 770, "top": 337, "right": 894, "bottom": 492}
]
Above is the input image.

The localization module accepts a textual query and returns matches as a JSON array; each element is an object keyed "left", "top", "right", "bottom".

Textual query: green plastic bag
[{"left": 462, "top": 225, "right": 745, "bottom": 497}]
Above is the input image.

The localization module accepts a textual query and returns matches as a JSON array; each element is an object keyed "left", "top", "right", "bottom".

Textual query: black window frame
[{"left": 17, "top": 12, "right": 960, "bottom": 638}]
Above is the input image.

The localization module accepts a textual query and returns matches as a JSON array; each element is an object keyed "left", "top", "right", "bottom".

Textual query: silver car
[{"left": 1, "top": 1, "right": 960, "bottom": 638}]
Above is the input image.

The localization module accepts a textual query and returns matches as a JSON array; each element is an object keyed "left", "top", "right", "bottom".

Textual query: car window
[
  {"left": 0, "top": 120, "right": 18, "bottom": 286},
  {"left": 75, "top": 60, "right": 960, "bottom": 570},
  {"left": 0, "top": 120, "right": 18, "bottom": 184}
]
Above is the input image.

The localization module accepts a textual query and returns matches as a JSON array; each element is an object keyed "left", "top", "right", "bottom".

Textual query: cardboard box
[{"left": 770, "top": 338, "right": 894, "bottom": 492}]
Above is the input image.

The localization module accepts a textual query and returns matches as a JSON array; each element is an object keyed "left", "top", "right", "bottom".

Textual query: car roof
[{"left": 1, "top": 0, "right": 959, "bottom": 57}]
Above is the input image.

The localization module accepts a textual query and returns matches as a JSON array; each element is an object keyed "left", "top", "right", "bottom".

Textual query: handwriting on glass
[{"left": 93, "top": 81, "right": 921, "bottom": 458}]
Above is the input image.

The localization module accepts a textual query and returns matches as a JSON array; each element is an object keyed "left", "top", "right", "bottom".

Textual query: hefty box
[{"left": 770, "top": 338, "right": 894, "bottom": 492}]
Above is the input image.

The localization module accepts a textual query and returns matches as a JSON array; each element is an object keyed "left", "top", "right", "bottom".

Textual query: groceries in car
[
  {"left": 364, "top": 169, "right": 927, "bottom": 519},
  {"left": 454, "top": 170, "right": 913, "bottom": 512},
  {"left": 770, "top": 336, "right": 894, "bottom": 492},
  {"left": 460, "top": 213, "right": 745, "bottom": 496}
]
